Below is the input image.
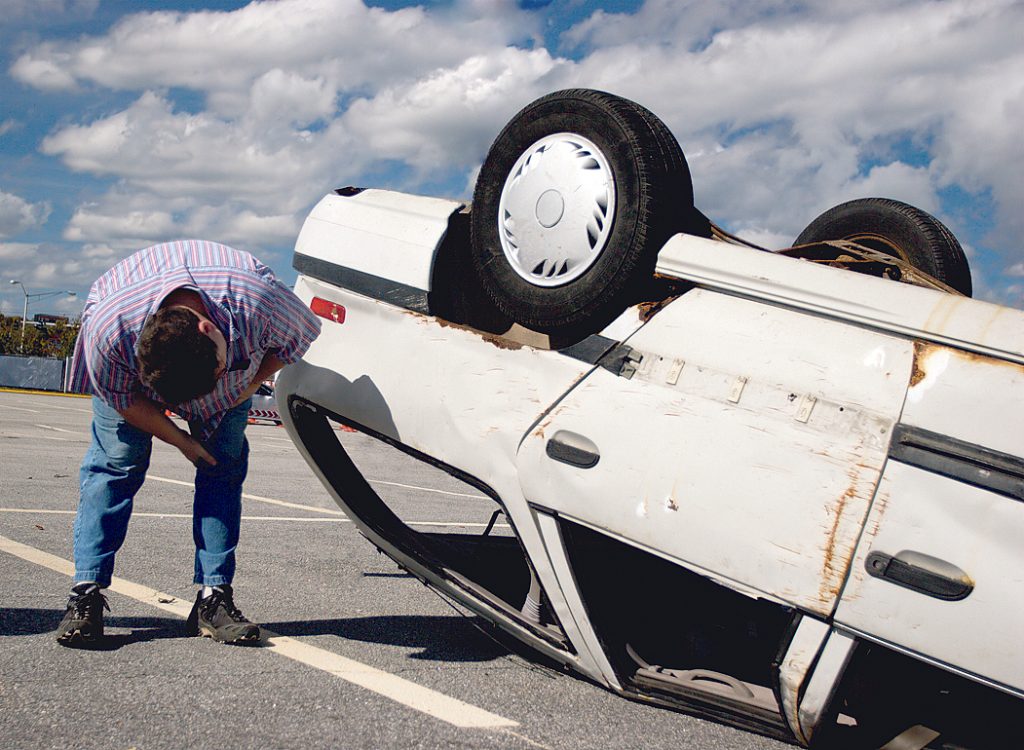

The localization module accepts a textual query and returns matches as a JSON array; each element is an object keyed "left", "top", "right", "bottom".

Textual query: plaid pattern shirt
[{"left": 70, "top": 240, "right": 320, "bottom": 438}]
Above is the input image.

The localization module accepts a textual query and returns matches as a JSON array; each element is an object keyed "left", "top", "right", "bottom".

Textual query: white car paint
[{"left": 277, "top": 187, "right": 1024, "bottom": 747}]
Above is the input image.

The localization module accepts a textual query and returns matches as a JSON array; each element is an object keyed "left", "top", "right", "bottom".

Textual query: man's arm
[
  {"left": 118, "top": 396, "right": 218, "bottom": 468},
  {"left": 232, "top": 350, "right": 286, "bottom": 407}
]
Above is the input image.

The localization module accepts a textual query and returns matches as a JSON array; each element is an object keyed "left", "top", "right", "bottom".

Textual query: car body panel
[
  {"left": 776, "top": 616, "right": 833, "bottom": 744},
  {"left": 831, "top": 341, "right": 1024, "bottom": 694},
  {"left": 794, "top": 629, "right": 857, "bottom": 743},
  {"left": 278, "top": 187, "right": 1024, "bottom": 744},
  {"left": 901, "top": 342, "right": 1023, "bottom": 456},
  {"left": 836, "top": 461, "right": 1024, "bottom": 694},
  {"left": 294, "top": 189, "right": 463, "bottom": 294},
  {"left": 517, "top": 288, "right": 914, "bottom": 617},
  {"left": 278, "top": 355, "right": 611, "bottom": 682},
  {"left": 656, "top": 233, "right": 1024, "bottom": 365},
  {"left": 278, "top": 274, "right": 641, "bottom": 684}
]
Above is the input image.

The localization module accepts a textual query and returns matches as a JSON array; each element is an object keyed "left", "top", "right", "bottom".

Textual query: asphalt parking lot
[{"left": 0, "top": 389, "right": 790, "bottom": 750}]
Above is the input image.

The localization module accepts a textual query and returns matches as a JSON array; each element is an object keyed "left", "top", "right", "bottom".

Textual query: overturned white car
[{"left": 277, "top": 90, "right": 1022, "bottom": 748}]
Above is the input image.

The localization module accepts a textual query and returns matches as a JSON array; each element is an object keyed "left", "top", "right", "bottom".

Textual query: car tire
[
  {"left": 470, "top": 88, "right": 697, "bottom": 335},
  {"left": 794, "top": 198, "right": 972, "bottom": 296}
]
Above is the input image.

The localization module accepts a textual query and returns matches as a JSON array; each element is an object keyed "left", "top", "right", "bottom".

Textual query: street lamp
[{"left": 8, "top": 280, "right": 77, "bottom": 353}]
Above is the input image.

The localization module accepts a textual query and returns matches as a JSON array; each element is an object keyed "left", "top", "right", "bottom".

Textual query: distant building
[{"left": 33, "top": 313, "right": 70, "bottom": 325}]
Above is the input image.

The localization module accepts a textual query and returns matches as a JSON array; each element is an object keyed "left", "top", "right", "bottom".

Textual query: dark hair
[{"left": 137, "top": 307, "right": 220, "bottom": 404}]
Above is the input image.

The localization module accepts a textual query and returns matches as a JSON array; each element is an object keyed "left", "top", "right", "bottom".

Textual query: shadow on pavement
[
  {"left": 4, "top": 607, "right": 511, "bottom": 662},
  {"left": 2, "top": 607, "right": 185, "bottom": 650},
  {"left": 264, "top": 614, "right": 510, "bottom": 662}
]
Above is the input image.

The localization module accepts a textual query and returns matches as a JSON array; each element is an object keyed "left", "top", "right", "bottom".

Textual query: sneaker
[
  {"left": 55, "top": 583, "right": 109, "bottom": 646},
  {"left": 185, "top": 585, "right": 261, "bottom": 644}
]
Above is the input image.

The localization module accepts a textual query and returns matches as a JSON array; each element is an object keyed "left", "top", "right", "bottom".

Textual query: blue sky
[{"left": 2, "top": 0, "right": 1022, "bottom": 318}]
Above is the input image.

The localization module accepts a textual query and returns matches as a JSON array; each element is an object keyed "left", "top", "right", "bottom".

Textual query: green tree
[
  {"left": 0, "top": 315, "right": 22, "bottom": 355},
  {"left": 0, "top": 314, "right": 80, "bottom": 358}
]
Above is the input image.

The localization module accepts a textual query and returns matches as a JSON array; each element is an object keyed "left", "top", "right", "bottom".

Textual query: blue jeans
[{"left": 73, "top": 396, "right": 251, "bottom": 588}]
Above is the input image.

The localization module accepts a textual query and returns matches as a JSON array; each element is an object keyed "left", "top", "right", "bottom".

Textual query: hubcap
[{"left": 497, "top": 133, "right": 616, "bottom": 287}]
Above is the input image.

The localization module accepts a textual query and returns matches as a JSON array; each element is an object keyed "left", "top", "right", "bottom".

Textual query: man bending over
[{"left": 56, "top": 240, "right": 320, "bottom": 646}]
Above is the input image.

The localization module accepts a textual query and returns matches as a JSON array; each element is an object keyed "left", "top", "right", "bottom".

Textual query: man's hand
[
  {"left": 177, "top": 433, "right": 217, "bottom": 469},
  {"left": 118, "top": 396, "right": 217, "bottom": 468}
]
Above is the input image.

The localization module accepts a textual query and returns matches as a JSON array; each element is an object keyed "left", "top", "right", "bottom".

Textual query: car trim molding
[
  {"left": 836, "top": 625, "right": 1024, "bottom": 701},
  {"left": 889, "top": 424, "right": 1024, "bottom": 502},
  {"left": 558, "top": 336, "right": 643, "bottom": 377},
  {"left": 294, "top": 252, "right": 430, "bottom": 313}
]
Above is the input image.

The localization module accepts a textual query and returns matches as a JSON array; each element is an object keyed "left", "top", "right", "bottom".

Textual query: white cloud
[
  {"left": 8, "top": 0, "right": 1024, "bottom": 308},
  {"left": 63, "top": 206, "right": 179, "bottom": 243},
  {"left": 23, "top": 1, "right": 544, "bottom": 246},
  {"left": 0, "top": 240, "right": 38, "bottom": 259},
  {"left": 0, "top": 190, "right": 52, "bottom": 238},
  {"left": 561, "top": 0, "right": 1024, "bottom": 275},
  {"left": 343, "top": 47, "right": 568, "bottom": 177},
  {"left": 11, "top": 0, "right": 537, "bottom": 104}
]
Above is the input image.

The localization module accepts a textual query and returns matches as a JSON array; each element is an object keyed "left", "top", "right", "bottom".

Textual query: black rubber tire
[
  {"left": 794, "top": 198, "right": 972, "bottom": 296},
  {"left": 470, "top": 89, "right": 695, "bottom": 335}
]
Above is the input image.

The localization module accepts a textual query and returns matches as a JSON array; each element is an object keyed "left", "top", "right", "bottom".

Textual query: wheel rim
[{"left": 497, "top": 133, "right": 616, "bottom": 288}]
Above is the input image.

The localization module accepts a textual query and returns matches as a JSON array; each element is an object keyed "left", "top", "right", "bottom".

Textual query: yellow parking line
[{"left": 0, "top": 533, "right": 518, "bottom": 729}]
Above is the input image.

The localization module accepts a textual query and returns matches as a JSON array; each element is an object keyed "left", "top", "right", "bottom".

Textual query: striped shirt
[{"left": 70, "top": 240, "right": 320, "bottom": 438}]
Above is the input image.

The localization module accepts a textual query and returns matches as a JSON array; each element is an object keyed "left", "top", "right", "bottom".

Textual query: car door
[
  {"left": 833, "top": 343, "right": 1024, "bottom": 693},
  {"left": 517, "top": 288, "right": 916, "bottom": 616}
]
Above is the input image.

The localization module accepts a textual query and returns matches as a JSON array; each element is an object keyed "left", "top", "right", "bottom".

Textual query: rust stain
[
  {"left": 909, "top": 340, "right": 929, "bottom": 387},
  {"left": 923, "top": 294, "right": 966, "bottom": 333},
  {"left": 913, "top": 334, "right": 1022, "bottom": 380},
  {"left": 819, "top": 484, "right": 855, "bottom": 603},
  {"left": 818, "top": 459, "right": 878, "bottom": 607},
  {"left": 636, "top": 297, "right": 672, "bottom": 322},
  {"left": 532, "top": 417, "right": 552, "bottom": 439},
  {"left": 434, "top": 317, "right": 526, "bottom": 350},
  {"left": 666, "top": 495, "right": 679, "bottom": 511},
  {"left": 948, "top": 343, "right": 1024, "bottom": 372}
]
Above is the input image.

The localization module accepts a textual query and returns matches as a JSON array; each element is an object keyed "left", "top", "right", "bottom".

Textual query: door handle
[
  {"left": 546, "top": 430, "right": 600, "bottom": 468},
  {"left": 865, "top": 550, "right": 973, "bottom": 601}
]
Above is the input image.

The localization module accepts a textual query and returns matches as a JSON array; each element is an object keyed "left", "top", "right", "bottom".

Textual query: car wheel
[
  {"left": 794, "top": 198, "right": 972, "bottom": 296},
  {"left": 470, "top": 89, "right": 696, "bottom": 335}
]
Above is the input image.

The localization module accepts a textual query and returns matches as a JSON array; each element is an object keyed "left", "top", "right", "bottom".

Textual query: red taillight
[{"left": 310, "top": 297, "right": 346, "bottom": 324}]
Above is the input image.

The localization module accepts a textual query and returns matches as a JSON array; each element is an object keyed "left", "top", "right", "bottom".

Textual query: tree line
[{"left": 0, "top": 314, "right": 80, "bottom": 359}]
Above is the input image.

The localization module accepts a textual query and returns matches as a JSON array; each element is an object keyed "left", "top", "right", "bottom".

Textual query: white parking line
[
  {"left": 0, "top": 508, "right": 508, "bottom": 529},
  {"left": 148, "top": 474, "right": 348, "bottom": 516},
  {"left": 0, "top": 533, "right": 518, "bottom": 729},
  {"left": 34, "top": 424, "right": 83, "bottom": 435},
  {"left": 148, "top": 474, "right": 482, "bottom": 514},
  {"left": 370, "top": 479, "right": 487, "bottom": 501},
  {"left": 0, "top": 404, "right": 41, "bottom": 413},
  {"left": 0, "top": 508, "right": 350, "bottom": 522},
  {"left": 24, "top": 401, "right": 92, "bottom": 414}
]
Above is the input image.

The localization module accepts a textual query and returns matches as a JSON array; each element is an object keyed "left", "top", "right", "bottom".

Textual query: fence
[{"left": 0, "top": 354, "right": 76, "bottom": 392}]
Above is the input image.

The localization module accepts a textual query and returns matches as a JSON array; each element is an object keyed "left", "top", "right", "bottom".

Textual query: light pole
[{"left": 8, "top": 280, "right": 77, "bottom": 353}]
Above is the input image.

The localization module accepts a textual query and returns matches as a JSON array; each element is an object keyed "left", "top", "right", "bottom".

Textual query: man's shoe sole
[
  {"left": 56, "top": 628, "right": 102, "bottom": 646},
  {"left": 197, "top": 624, "right": 261, "bottom": 644}
]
